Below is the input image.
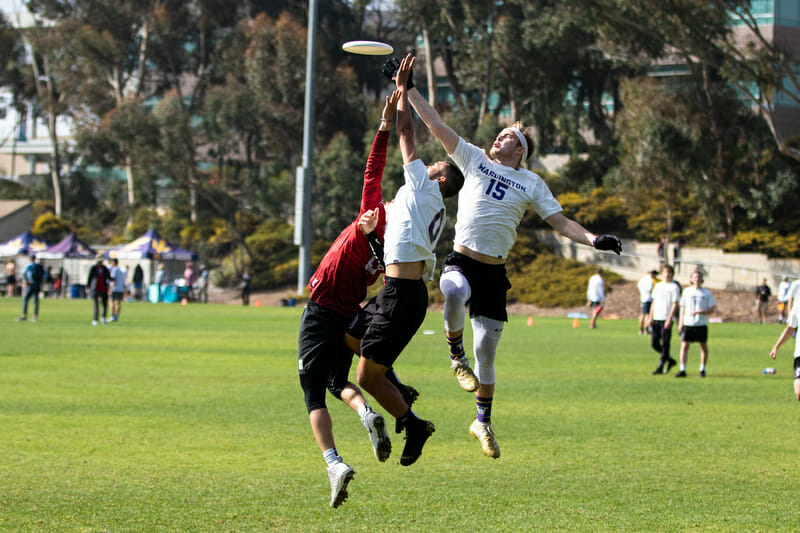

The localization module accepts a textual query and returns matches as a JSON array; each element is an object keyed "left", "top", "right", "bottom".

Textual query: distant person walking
[
  {"left": 777, "top": 276, "right": 791, "bottom": 324},
  {"left": 675, "top": 270, "right": 716, "bottom": 378},
  {"left": 109, "top": 258, "right": 126, "bottom": 322},
  {"left": 673, "top": 240, "right": 682, "bottom": 273},
  {"left": 132, "top": 264, "right": 144, "bottom": 302},
  {"left": 183, "top": 262, "right": 196, "bottom": 301},
  {"left": 755, "top": 278, "right": 771, "bottom": 325},
  {"left": 240, "top": 267, "right": 251, "bottom": 306},
  {"left": 637, "top": 270, "right": 658, "bottom": 335},
  {"left": 657, "top": 238, "right": 666, "bottom": 268},
  {"left": 586, "top": 269, "right": 605, "bottom": 329},
  {"left": 649, "top": 264, "right": 681, "bottom": 375},
  {"left": 197, "top": 265, "right": 209, "bottom": 303},
  {"left": 154, "top": 263, "right": 166, "bottom": 303},
  {"left": 17, "top": 254, "right": 44, "bottom": 322},
  {"left": 87, "top": 256, "right": 111, "bottom": 325}
]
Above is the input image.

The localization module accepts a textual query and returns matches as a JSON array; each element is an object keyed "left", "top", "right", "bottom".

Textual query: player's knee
[{"left": 440, "top": 271, "right": 470, "bottom": 305}]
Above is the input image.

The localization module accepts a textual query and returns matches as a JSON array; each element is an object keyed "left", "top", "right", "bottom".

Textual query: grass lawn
[{"left": 0, "top": 297, "right": 797, "bottom": 531}]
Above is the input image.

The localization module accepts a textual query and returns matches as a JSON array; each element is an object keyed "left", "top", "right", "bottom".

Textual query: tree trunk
[
  {"left": 47, "top": 113, "right": 63, "bottom": 217},
  {"left": 422, "top": 27, "right": 436, "bottom": 107}
]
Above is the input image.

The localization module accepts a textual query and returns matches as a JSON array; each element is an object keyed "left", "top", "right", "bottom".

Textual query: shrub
[{"left": 722, "top": 229, "right": 800, "bottom": 258}]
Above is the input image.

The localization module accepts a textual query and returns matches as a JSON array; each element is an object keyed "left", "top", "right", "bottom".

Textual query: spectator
[
  {"left": 196, "top": 264, "right": 210, "bottom": 303},
  {"left": 132, "top": 264, "right": 144, "bottom": 301},
  {"left": 657, "top": 238, "right": 666, "bottom": 267},
  {"left": 154, "top": 263, "right": 166, "bottom": 303},
  {"left": 87, "top": 256, "right": 111, "bottom": 325},
  {"left": 673, "top": 240, "right": 682, "bottom": 273},
  {"left": 109, "top": 258, "right": 126, "bottom": 322},
  {"left": 586, "top": 268, "right": 605, "bottom": 329},
  {"left": 17, "top": 254, "right": 44, "bottom": 322},
  {"left": 240, "top": 267, "right": 251, "bottom": 306},
  {"left": 637, "top": 270, "right": 658, "bottom": 335},
  {"left": 183, "top": 262, "right": 196, "bottom": 301},
  {"left": 777, "top": 276, "right": 791, "bottom": 324},
  {"left": 755, "top": 278, "right": 771, "bottom": 325},
  {"left": 5, "top": 257, "right": 16, "bottom": 297}
]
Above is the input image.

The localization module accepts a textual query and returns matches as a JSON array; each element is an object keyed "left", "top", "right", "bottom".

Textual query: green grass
[{"left": 0, "top": 297, "right": 797, "bottom": 531}]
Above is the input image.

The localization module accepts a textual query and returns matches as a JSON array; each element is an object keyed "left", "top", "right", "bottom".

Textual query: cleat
[
  {"left": 652, "top": 366, "right": 664, "bottom": 375},
  {"left": 664, "top": 358, "right": 677, "bottom": 374},
  {"left": 451, "top": 356, "right": 479, "bottom": 392},
  {"left": 362, "top": 408, "right": 391, "bottom": 462},
  {"left": 396, "top": 385, "right": 420, "bottom": 434},
  {"left": 92, "top": 320, "right": 98, "bottom": 326},
  {"left": 675, "top": 370, "right": 687, "bottom": 378},
  {"left": 469, "top": 419, "right": 500, "bottom": 458},
  {"left": 327, "top": 461, "right": 354, "bottom": 508},
  {"left": 699, "top": 370, "right": 706, "bottom": 378},
  {"left": 400, "top": 418, "right": 435, "bottom": 466},
  {"left": 16, "top": 316, "right": 26, "bottom": 322}
]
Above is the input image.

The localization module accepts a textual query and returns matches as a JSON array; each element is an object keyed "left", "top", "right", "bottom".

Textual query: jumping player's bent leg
[{"left": 440, "top": 270, "right": 478, "bottom": 391}]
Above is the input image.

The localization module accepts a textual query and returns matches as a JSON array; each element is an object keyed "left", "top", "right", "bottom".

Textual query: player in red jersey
[{"left": 299, "top": 90, "right": 415, "bottom": 508}]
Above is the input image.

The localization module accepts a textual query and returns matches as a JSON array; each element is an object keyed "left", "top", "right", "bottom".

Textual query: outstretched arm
[
  {"left": 396, "top": 55, "right": 416, "bottom": 164},
  {"left": 545, "top": 212, "right": 623, "bottom": 255}
]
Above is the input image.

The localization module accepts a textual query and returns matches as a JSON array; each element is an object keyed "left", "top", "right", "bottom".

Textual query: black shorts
[
  {"left": 641, "top": 301, "right": 652, "bottom": 314},
  {"left": 441, "top": 251, "right": 511, "bottom": 322},
  {"left": 111, "top": 291, "right": 124, "bottom": 301},
  {"left": 681, "top": 325, "right": 708, "bottom": 343},
  {"left": 347, "top": 296, "right": 379, "bottom": 341},
  {"left": 361, "top": 277, "right": 428, "bottom": 367},
  {"left": 298, "top": 300, "right": 354, "bottom": 375}
]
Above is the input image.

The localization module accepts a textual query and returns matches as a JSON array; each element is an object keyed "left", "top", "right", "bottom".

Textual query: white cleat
[
  {"left": 362, "top": 408, "right": 391, "bottom": 462},
  {"left": 469, "top": 419, "right": 500, "bottom": 458},
  {"left": 327, "top": 461, "right": 355, "bottom": 508},
  {"left": 451, "top": 356, "right": 479, "bottom": 392}
]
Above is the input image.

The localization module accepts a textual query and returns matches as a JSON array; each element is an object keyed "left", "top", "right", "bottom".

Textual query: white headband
[{"left": 502, "top": 127, "right": 528, "bottom": 166}]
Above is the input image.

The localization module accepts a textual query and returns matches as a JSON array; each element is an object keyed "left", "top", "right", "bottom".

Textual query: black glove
[
  {"left": 380, "top": 57, "right": 414, "bottom": 89},
  {"left": 593, "top": 235, "right": 622, "bottom": 255}
]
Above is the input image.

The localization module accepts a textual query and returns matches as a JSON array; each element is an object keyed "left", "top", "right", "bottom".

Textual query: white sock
[
  {"left": 699, "top": 364, "right": 706, "bottom": 372},
  {"left": 357, "top": 403, "right": 371, "bottom": 420},
  {"left": 323, "top": 447, "right": 340, "bottom": 467},
  {"left": 680, "top": 364, "right": 686, "bottom": 371}
]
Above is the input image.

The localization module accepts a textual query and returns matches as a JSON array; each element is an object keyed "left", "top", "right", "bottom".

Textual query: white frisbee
[{"left": 342, "top": 40, "right": 393, "bottom": 55}]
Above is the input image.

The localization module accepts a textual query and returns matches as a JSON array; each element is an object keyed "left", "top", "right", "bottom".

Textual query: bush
[
  {"left": 722, "top": 229, "right": 800, "bottom": 258},
  {"left": 31, "top": 212, "right": 70, "bottom": 243}
]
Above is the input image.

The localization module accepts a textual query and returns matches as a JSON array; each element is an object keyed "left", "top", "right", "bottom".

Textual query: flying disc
[{"left": 342, "top": 40, "right": 393, "bottom": 55}]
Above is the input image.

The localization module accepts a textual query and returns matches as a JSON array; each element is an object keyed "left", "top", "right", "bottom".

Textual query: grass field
[{"left": 1, "top": 297, "right": 797, "bottom": 532}]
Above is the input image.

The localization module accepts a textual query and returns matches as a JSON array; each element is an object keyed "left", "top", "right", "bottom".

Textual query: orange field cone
[
  {"left": 181, "top": 298, "right": 188, "bottom": 306},
  {"left": 572, "top": 317, "right": 580, "bottom": 328},
  {"left": 527, "top": 316, "right": 534, "bottom": 327},
  {"left": 255, "top": 300, "right": 262, "bottom": 307}
]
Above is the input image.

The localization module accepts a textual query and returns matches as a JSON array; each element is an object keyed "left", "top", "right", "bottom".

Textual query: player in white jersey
[
  {"left": 357, "top": 55, "right": 463, "bottom": 467},
  {"left": 386, "top": 52, "right": 622, "bottom": 459},
  {"left": 586, "top": 269, "right": 605, "bottom": 329},
  {"left": 769, "top": 300, "right": 800, "bottom": 401},
  {"left": 637, "top": 270, "right": 658, "bottom": 335},
  {"left": 676, "top": 270, "right": 716, "bottom": 378},
  {"left": 649, "top": 264, "right": 681, "bottom": 375}
]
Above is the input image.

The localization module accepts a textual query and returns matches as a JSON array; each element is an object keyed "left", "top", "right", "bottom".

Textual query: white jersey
[
  {"left": 787, "top": 304, "right": 800, "bottom": 358},
  {"left": 383, "top": 159, "right": 446, "bottom": 282},
  {"left": 788, "top": 279, "right": 800, "bottom": 307},
  {"left": 449, "top": 138, "right": 562, "bottom": 259},
  {"left": 680, "top": 286, "right": 716, "bottom": 327},
  {"left": 777, "top": 280, "right": 791, "bottom": 303},
  {"left": 651, "top": 280, "right": 681, "bottom": 321},
  {"left": 637, "top": 275, "right": 654, "bottom": 303},
  {"left": 586, "top": 274, "right": 604, "bottom": 303},
  {"left": 110, "top": 266, "right": 126, "bottom": 293}
]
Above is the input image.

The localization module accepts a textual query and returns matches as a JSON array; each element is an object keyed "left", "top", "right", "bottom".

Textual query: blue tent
[
  {"left": 105, "top": 229, "right": 197, "bottom": 261},
  {"left": 38, "top": 232, "right": 97, "bottom": 259},
  {"left": 0, "top": 231, "right": 49, "bottom": 257}
]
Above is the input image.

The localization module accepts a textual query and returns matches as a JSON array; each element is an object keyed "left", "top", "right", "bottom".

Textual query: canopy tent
[
  {"left": 38, "top": 232, "right": 97, "bottom": 259},
  {"left": 0, "top": 230, "right": 49, "bottom": 257},
  {"left": 105, "top": 229, "right": 197, "bottom": 262}
]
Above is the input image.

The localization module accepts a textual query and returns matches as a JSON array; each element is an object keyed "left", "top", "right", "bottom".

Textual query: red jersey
[{"left": 309, "top": 130, "right": 389, "bottom": 317}]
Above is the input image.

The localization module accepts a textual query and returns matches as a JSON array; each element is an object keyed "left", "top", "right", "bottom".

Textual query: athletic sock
[
  {"left": 397, "top": 409, "right": 418, "bottom": 429},
  {"left": 447, "top": 332, "right": 465, "bottom": 360},
  {"left": 323, "top": 447, "right": 341, "bottom": 467},
  {"left": 699, "top": 364, "right": 706, "bottom": 372},
  {"left": 357, "top": 403, "right": 371, "bottom": 421},
  {"left": 680, "top": 364, "right": 687, "bottom": 372},
  {"left": 476, "top": 396, "right": 493, "bottom": 424}
]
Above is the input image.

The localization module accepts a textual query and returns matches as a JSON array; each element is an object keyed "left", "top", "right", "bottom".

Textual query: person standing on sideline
[
  {"left": 676, "top": 270, "right": 716, "bottom": 378},
  {"left": 109, "top": 258, "right": 126, "bottom": 322},
  {"left": 132, "top": 263, "right": 144, "bottom": 302},
  {"left": 17, "top": 254, "right": 44, "bottom": 322},
  {"left": 755, "top": 278, "right": 771, "bottom": 324},
  {"left": 637, "top": 270, "right": 658, "bottom": 335},
  {"left": 673, "top": 240, "right": 682, "bottom": 273},
  {"left": 390, "top": 52, "right": 622, "bottom": 458},
  {"left": 358, "top": 56, "right": 464, "bottom": 467},
  {"left": 586, "top": 268, "right": 605, "bottom": 329},
  {"left": 197, "top": 264, "right": 209, "bottom": 303},
  {"left": 649, "top": 264, "right": 681, "bottom": 375},
  {"left": 154, "top": 263, "right": 166, "bottom": 303},
  {"left": 87, "top": 256, "right": 111, "bottom": 325},
  {"left": 5, "top": 257, "right": 17, "bottom": 297},
  {"left": 240, "top": 267, "right": 251, "bottom": 306},
  {"left": 777, "top": 276, "right": 791, "bottom": 324},
  {"left": 768, "top": 301, "right": 800, "bottom": 401},
  {"left": 183, "top": 262, "right": 196, "bottom": 301},
  {"left": 657, "top": 238, "right": 666, "bottom": 267}
]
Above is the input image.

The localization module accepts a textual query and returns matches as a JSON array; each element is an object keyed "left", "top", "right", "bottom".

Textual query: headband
[{"left": 502, "top": 127, "right": 529, "bottom": 167}]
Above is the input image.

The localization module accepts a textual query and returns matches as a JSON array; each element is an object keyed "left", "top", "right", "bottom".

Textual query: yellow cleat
[
  {"left": 451, "top": 356, "right": 479, "bottom": 392},
  {"left": 469, "top": 419, "right": 500, "bottom": 458}
]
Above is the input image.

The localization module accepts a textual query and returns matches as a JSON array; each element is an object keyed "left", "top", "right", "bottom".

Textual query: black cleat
[
  {"left": 675, "top": 370, "right": 687, "bottom": 378},
  {"left": 699, "top": 370, "right": 706, "bottom": 378},
  {"left": 652, "top": 367, "right": 664, "bottom": 375},
  {"left": 400, "top": 418, "right": 435, "bottom": 466},
  {"left": 664, "top": 358, "right": 677, "bottom": 374},
  {"left": 396, "top": 385, "right": 420, "bottom": 434}
]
